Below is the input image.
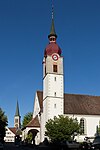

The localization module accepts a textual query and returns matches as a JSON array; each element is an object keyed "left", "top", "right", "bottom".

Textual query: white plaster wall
[
  {"left": 33, "top": 92, "right": 40, "bottom": 118},
  {"left": 40, "top": 112, "right": 45, "bottom": 142},
  {"left": 35, "top": 131, "right": 40, "bottom": 145},
  {"left": 44, "top": 97, "right": 64, "bottom": 121},
  {"left": 46, "top": 55, "right": 63, "bottom": 74},
  {"left": 42, "top": 55, "right": 64, "bottom": 142},
  {"left": 66, "top": 114, "right": 100, "bottom": 141},
  {"left": 14, "top": 116, "right": 20, "bottom": 128},
  {"left": 43, "top": 74, "right": 64, "bottom": 99},
  {"left": 4, "top": 127, "right": 15, "bottom": 142}
]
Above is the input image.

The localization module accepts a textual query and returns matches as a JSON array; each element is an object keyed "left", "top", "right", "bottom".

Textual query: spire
[
  {"left": 48, "top": 0, "right": 57, "bottom": 39},
  {"left": 15, "top": 100, "right": 20, "bottom": 116}
]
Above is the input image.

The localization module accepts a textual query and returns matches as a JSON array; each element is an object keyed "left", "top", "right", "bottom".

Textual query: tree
[
  {"left": 22, "top": 112, "right": 33, "bottom": 128},
  {"left": 26, "top": 132, "right": 33, "bottom": 144},
  {"left": 45, "top": 115, "right": 80, "bottom": 143},
  {"left": 96, "top": 125, "right": 100, "bottom": 136},
  {"left": 0, "top": 108, "right": 8, "bottom": 142}
]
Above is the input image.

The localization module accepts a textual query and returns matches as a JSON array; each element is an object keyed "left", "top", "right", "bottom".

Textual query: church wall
[
  {"left": 43, "top": 97, "right": 63, "bottom": 122},
  {"left": 45, "top": 56, "right": 63, "bottom": 74},
  {"left": 66, "top": 114, "right": 100, "bottom": 141},
  {"left": 43, "top": 74, "right": 64, "bottom": 99},
  {"left": 86, "top": 115, "right": 99, "bottom": 136},
  {"left": 33, "top": 92, "right": 40, "bottom": 119}
]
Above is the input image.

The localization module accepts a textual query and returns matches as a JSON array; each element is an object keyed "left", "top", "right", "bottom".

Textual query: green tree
[
  {"left": 45, "top": 115, "right": 80, "bottom": 143},
  {"left": 0, "top": 108, "right": 8, "bottom": 142},
  {"left": 26, "top": 132, "right": 33, "bottom": 144},
  {"left": 96, "top": 125, "right": 100, "bottom": 136},
  {"left": 22, "top": 112, "right": 32, "bottom": 128}
]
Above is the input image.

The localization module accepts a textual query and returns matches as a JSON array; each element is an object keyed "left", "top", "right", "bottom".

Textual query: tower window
[
  {"left": 50, "top": 37, "right": 55, "bottom": 41},
  {"left": 15, "top": 119, "right": 18, "bottom": 123},
  {"left": 53, "top": 65, "right": 57, "bottom": 72},
  {"left": 54, "top": 77, "right": 56, "bottom": 81},
  {"left": 54, "top": 104, "right": 56, "bottom": 108},
  {"left": 54, "top": 92, "right": 56, "bottom": 97}
]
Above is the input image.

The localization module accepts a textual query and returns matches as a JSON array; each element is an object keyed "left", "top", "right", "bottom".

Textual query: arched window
[{"left": 80, "top": 118, "right": 86, "bottom": 135}]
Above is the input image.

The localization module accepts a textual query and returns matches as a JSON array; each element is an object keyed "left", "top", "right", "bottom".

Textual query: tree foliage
[
  {"left": 22, "top": 112, "right": 33, "bottom": 128},
  {"left": 0, "top": 108, "right": 8, "bottom": 142},
  {"left": 26, "top": 132, "right": 33, "bottom": 143},
  {"left": 45, "top": 115, "right": 80, "bottom": 143}
]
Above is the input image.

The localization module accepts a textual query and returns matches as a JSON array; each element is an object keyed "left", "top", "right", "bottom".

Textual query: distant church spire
[
  {"left": 48, "top": 0, "right": 57, "bottom": 39},
  {"left": 15, "top": 100, "right": 20, "bottom": 116},
  {"left": 14, "top": 100, "right": 21, "bottom": 128}
]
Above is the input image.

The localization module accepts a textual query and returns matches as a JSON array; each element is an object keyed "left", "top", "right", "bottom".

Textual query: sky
[{"left": 0, "top": 0, "right": 100, "bottom": 127}]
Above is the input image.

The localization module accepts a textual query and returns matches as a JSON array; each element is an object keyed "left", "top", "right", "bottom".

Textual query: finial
[
  {"left": 52, "top": 0, "right": 54, "bottom": 19},
  {"left": 48, "top": 0, "right": 57, "bottom": 39}
]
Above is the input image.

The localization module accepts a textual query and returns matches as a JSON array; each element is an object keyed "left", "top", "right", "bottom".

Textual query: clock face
[{"left": 52, "top": 54, "right": 58, "bottom": 61}]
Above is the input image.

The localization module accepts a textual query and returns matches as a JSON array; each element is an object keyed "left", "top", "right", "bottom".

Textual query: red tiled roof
[
  {"left": 26, "top": 115, "right": 40, "bottom": 127},
  {"left": 37, "top": 91, "right": 43, "bottom": 111},
  {"left": 37, "top": 91, "right": 100, "bottom": 115},
  {"left": 9, "top": 127, "right": 16, "bottom": 134},
  {"left": 64, "top": 93, "right": 100, "bottom": 115}
]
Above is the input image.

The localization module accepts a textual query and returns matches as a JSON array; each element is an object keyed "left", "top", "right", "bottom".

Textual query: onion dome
[
  {"left": 44, "top": 19, "right": 62, "bottom": 57},
  {"left": 44, "top": 42, "right": 62, "bottom": 56}
]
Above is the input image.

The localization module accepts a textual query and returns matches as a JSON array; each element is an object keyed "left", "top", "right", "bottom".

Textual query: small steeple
[
  {"left": 15, "top": 100, "right": 20, "bottom": 117},
  {"left": 14, "top": 100, "right": 21, "bottom": 128},
  {"left": 48, "top": 0, "right": 57, "bottom": 39}
]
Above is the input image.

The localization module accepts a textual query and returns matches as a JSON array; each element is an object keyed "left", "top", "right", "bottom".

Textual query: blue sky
[{"left": 0, "top": 0, "right": 100, "bottom": 127}]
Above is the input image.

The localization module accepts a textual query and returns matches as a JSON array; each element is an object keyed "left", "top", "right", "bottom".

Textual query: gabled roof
[
  {"left": 37, "top": 91, "right": 43, "bottom": 111},
  {"left": 9, "top": 127, "right": 16, "bottom": 134},
  {"left": 37, "top": 91, "right": 100, "bottom": 115},
  {"left": 26, "top": 115, "right": 40, "bottom": 128}
]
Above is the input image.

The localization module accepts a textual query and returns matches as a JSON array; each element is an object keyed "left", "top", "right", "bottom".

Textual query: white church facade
[{"left": 22, "top": 13, "right": 100, "bottom": 145}]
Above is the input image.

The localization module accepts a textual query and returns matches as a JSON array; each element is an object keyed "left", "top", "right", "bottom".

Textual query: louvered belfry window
[{"left": 53, "top": 65, "right": 57, "bottom": 72}]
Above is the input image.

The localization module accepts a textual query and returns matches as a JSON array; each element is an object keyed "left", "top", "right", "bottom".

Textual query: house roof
[
  {"left": 37, "top": 91, "right": 100, "bottom": 115},
  {"left": 26, "top": 115, "right": 40, "bottom": 127},
  {"left": 9, "top": 127, "right": 16, "bottom": 134},
  {"left": 37, "top": 91, "right": 43, "bottom": 111}
]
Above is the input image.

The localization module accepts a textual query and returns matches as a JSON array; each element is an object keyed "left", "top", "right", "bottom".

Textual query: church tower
[
  {"left": 14, "top": 100, "right": 21, "bottom": 128},
  {"left": 41, "top": 4, "right": 64, "bottom": 142}
]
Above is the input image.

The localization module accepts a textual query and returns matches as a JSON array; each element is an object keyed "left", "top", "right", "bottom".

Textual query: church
[{"left": 22, "top": 9, "right": 100, "bottom": 145}]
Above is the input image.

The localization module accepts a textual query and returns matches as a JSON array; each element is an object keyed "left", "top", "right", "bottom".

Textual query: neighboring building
[
  {"left": 4, "top": 127, "right": 16, "bottom": 142},
  {"left": 22, "top": 7, "right": 100, "bottom": 144},
  {"left": 5, "top": 101, "right": 21, "bottom": 142}
]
